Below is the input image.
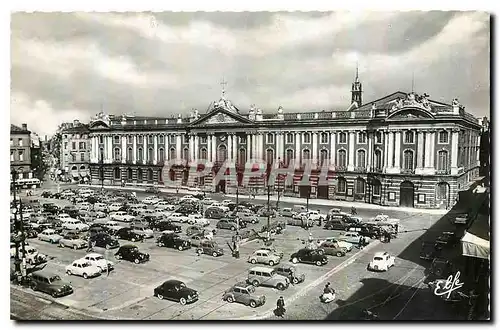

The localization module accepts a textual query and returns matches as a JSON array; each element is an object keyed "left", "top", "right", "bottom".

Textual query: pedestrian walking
[
  {"left": 275, "top": 296, "right": 285, "bottom": 318},
  {"left": 358, "top": 235, "right": 364, "bottom": 250},
  {"left": 385, "top": 231, "right": 391, "bottom": 243},
  {"left": 86, "top": 237, "right": 93, "bottom": 252},
  {"left": 106, "top": 263, "right": 110, "bottom": 277}
]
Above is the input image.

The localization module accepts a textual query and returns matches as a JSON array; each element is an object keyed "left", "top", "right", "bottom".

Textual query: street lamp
[
  {"left": 99, "top": 151, "right": 104, "bottom": 191},
  {"left": 10, "top": 168, "right": 27, "bottom": 283}
]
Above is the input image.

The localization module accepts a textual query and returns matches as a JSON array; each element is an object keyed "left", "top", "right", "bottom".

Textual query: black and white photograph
[{"left": 9, "top": 9, "right": 490, "bottom": 321}]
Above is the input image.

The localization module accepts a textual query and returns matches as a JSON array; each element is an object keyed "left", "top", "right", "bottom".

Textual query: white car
[
  {"left": 156, "top": 209, "right": 173, "bottom": 217},
  {"left": 201, "top": 198, "right": 215, "bottom": 205},
  {"left": 105, "top": 221, "right": 124, "bottom": 232},
  {"left": 109, "top": 203, "right": 123, "bottom": 212},
  {"left": 317, "top": 238, "right": 353, "bottom": 252},
  {"left": 37, "top": 229, "right": 63, "bottom": 244},
  {"left": 168, "top": 212, "right": 190, "bottom": 223},
  {"left": 93, "top": 203, "right": 108, "bottom": 212},
  {"left": 338, "top": 232, "right": 371, "bottom": 245},
  {"left": 61, "top": 190, "right": 75, "bottom": 198},
  {"left": 187, "top": 214, "right": 210, "bottom": 226},
  {"left": 78, "top": 202, "right": 92, "bottom": 211},
  {"left": 328, "top": 208, "right": 351, "bottom": 217},
  {"left": 10, "top": 244, "right": 47, "bottom": 264},
  {"left": 368, "top": 252, "right": 395, "bottom": 271},
  {"left": 142, "top": 196, "right": 161, "bottom": 205},
  {"left": 83, "top": 253, "right": 114, "bottom": 272},
  {"left": 180, "top": 196, "right": 198, "bottom": 203},
  {"left": 110, "top": 211, "right": 135, "bottom": 222},
  {"left": 65, "top": 259, "right": 101, "bottom": 279},
  {"left": 58, "top": 213, "right": 73, "bottom": 222},
  {"left": 61, "top": 219, "right": 89, "bottom": 231},
  {"left": 221, "top": 199, "right": 233, "bottom": 206},
  {"left": 307, "top": 210, "right": 327, "bottom": 221},
  {"left": 210, "top": 202, "right": 229, "bottom": 212},
  {"left": 155, "top": 201, "right": 174, "bottom": 209}
]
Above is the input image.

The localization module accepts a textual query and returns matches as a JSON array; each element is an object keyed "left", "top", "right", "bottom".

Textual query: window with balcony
[
  {"left": 320, "top": 132, "right": 329, "bottom": 144},
  {"left": 337, "top": 177, "right": 346, "bottom": 193},
  {"left": 114, "top": 148, "right": 121, "bottom": 161},
  {"left": 320, "top": 149, "right": 328, "bottom": 165},
  {"left": 127, "top": 147, "right": 133, "bottom": 162},
  {"left": 339, "top": 132, "right": 347, "bottom": 144},
  {"left": 285, "top": 149, "right": 294, "bottom": 166},
  {"left": 266, "top": 148, "right": 274, "bottom": 164},
  {"left": 357, "top": 150, "right": 366, "bottom": 168},
  {"left": 358, "top": 132, "right": 367, "bottom": 144},
  {"left": 438, "top": 131, "right": 449, "bottom": 144},
  {"left": 404, "top": 131, "right": 414, "bottom": 144},
  {"left": 80, "top": 153, "right": 85, "bottom": 162},
  {"left": 403, "top": 150, "right": 414, "bottom": 171},
  {"left": 303, "top": 133, "right": 311, "bottom": 144},
  {"left": 286, "top": 133, "right": 294, "bottom": 144},
  {"left": 337, "top": 149, "right": 347, "bottom": 167},
  {"left": 266, "top": 133, "right": 274, "bottom": 144},
  {"left": 437, "top": 150, "right": 449, "bottom": 173}
]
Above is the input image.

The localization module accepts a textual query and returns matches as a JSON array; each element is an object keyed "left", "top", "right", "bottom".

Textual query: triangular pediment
[{"left": 189, "top": 107, "right": 253, "bottom": 127}]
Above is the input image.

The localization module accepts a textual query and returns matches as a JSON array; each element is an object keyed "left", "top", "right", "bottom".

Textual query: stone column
[
  {"left": 165, "top": 135, "right": 169, "bottom": 161},
  {"left": 312, "top": 132, "right": 318, "bottom": 165},
  {"left": 416, "top": 132, "right": 425, "bottom": 171},
  {"left": 259, "top": 133, "right": 264, "bottom": 160},
  {"left": 211, "top": 135, "right": 217, "bottom": 163},
  {"left": 133, "top": 135, "right": 137, "bottom": 164},
  {"left": 227, "top": 135, "right": 232, "bottom": 163},
  {"left": 294, "top": 132, "right": 300, "bottom": 168},
  {"left": 194, "top": 135, "right": 199, "bottom": 161},
  {"left": 348, "top": 131, "right": 355, "bottom": 171},
  {"left": 451, "top": 129, "right": 459, "bottom": 174},
  {"left": 430, "top": 131, "right": 436, "bottom": 170},
  {"left": 383, "top": 132, "right": 389, "bottom": 169},
  {"left": 394, "top": 132, "right": 401, "bottom": 170},
  {"left": 280, "top": 133, "right": 285, "bottom": 162},
  {"left": 108, "top": 135, "right": 113, "bottom": 163},
  {"left": 154, "top": 135, "right": 158, "bottom": 165},
  {"left": 143, "top": 135, "right": 147, "bottom": 163},
  {"left": 189, "top": 135, "right": 195, "bottom": 162},
  {"left": 388, "top": 132, "right": 395, "bottom": 168},
  {"left": 176, "top": 134, "right": 182, "bottom": 163},
  {"left": 121, "top": 136, "right": 127, "bottom": 164},
  {"left": 367, "top": 133, "right": 373, "bottom": 169},
  {"left": 232, "top": 134, "right": 237, "bottom": 162},
  {"left": 275, "top": 133, "right": 280, "bottom": 165},
  {"left": 207, "top": 134, "right": 212, "bottom": 162},
  {"left": 330, "top": 131, "right": 336, "bottom": 166},
  {"left": 246, "top": 134, "right": 251, "bottom": 162}
]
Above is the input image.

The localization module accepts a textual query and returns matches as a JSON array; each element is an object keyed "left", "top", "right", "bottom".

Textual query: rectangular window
[
  {"left": 239, "top": 136, "right": 246, "bottom": 144},
  {"left": 170, "top": 135, "right": 176, "bottom": 144},
  {"left": 358, "top": 132, "right": 367, "bottom": 144},
  {"left": 80, "top": 153, "right": 85, "bottom": 161},
  {"left": 99, "top": 136, "right": 104, "bottom": 144},
  {"left": 127, "top": 136, "right": 133, "bottom": 144},
  {"left": 201, "top": 136, "right": 207, "bottom": 144},
  {"left": 183, "top": 135, "right": 189, "bottom": 144},
  {"left": 373, "top": 184, "right": 381, "bottom": 196},
  {"left": 18, "top": 151, "right": 24, "bottom": 161},
  {"left": 72, "top": 142, "right": 76, "bottom": 150},
  {"left": 148, "top": 136, "right": 153, "bottom": 144},
  {"left": 266, "top": 133, "right": 274, "bottom": 144},
  {"left": 286, "top": 133, "right": 294, "bottom": 144},
  {"left": 339, "top": 133, "right": 347, "bottom": 144},
  {"left": 438, "top": 131, "right": 449, "bottom": 144},
  {"left": 79, "top": 142, "right": 86, "bottom": 149},
  {"left": 375, "top": 132, "right": 383, "bottom": 144},
  {"left": 337, "top": 179, "right": 346, "bottom": 193},
  {"left": 418, "top": 194, "right": 426, "bottom": 204},
  {"left": 303, "top": 133, "right": 311, "bottom": 144},
  {"left": 10, "top": 151, "right": 14, "bottom": 162},
  {"left": 114, "top": 136, "right": 120, "bottom": 144},
  {"left": 404, "top": 131, "right": 414, "bottom": 144},
  {"left": 10, "top": 139, "right": 13, "bottom": 146},
  {"left": 159, "top": 135, "right": 164, "bottom": 144},
  {"left": 18, "top": 138, "right": 23, "bottom": 146},
  {"left": 320, "top": 133, "right": 329, "bottom": 144}
]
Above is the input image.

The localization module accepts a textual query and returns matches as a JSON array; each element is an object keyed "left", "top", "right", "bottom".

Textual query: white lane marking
[{"left": 34, "top": 296, "right": 52, "bottom": 305}]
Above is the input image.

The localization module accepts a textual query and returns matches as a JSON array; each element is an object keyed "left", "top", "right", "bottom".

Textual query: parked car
[
  {"left": 205, "top": 207, "right": 225, "bottom": 219},
  {"left": 109, "top": 203, "right": 123, "bottom": 212},
  {"left": 222, "top": 282, "right": 266, "bottom": 308},
  {"left": 273, "top": 264, "right": 306, "bottom": 285},
  {"left": 189, "top": 234, "right": 210, "bottom": 247},
  {"left": 248, "top": 249, "right": 281, "bottom": 266},
  {"left": 154, "top": 221, "right": 182, "bottom": 233},
  {"left": 10, "top": 244, "right": 47, "bottom": 265},
  {"left": 317, "top": 238, "right": 353, "bottom": 252},
  {"left": 187, "top": 214, "right": 210, "bottom": 226},
  {"left": 338, "top": 232, "right": 371, "bottom": 245},
  {"left": 114, "top": 244, "right": 150, "bottom": 264},
  {"left": 104, "top": 221, "right": 124, "bottom": 234},
  {"left": 142, "top": 196, "right": 161, "bottom": 205},
  {"left": 239, "top": 214, "right": 260, "bottom": 225},
  {"left": 157, "top": 234, "right": 191, "bottom": 251},
  {"left": 145, "top": 186, "right": 160, "bottom": 194},
  {"left": 368, "top": 252, "right": 395, "bottom": 272},
  {"left": 216, "top": 219, "right": 238, "bottom": 231},
  {"left": 167, "top": 212, "right": 190, "bottom": 223},
  {"left": 247, "top": 266, "right": 290, "bottom": 290},
  {"left": 37, "top": 229, "right": 63, "bottom": 244},
  {"left": 318, "top": 241, "right": 347, "bottom": 257},
  {"left": 91, "top": 233, "right": 120, "bottom": 250},
  {"left": 290, "top": 248, "right": 328, "bottom": 266},
  {"left": 130, "top": 222, "right": 154, "bottom": 238},
  {"left": 83, "top": 253, "right": 114, "bottom": 272},
  {"left": 324, "top": 217, "right": 350, "bottom": 230},
  {"left": 286, "top": 218, "right": 314, "bottom": 227},
  {"left": 93, "top": 203, "right": 109, "bottom": 213},
  {"left": 29, "top": 271, "right": 73, "bottom": 298},
  {"left": 41, "top": 191, "right": 53, "bottom": 198},
  {"left": 186, "top": 225, "right": 204, "bottom": 236},
  {"left": 109, "top": 211, "right": 135, "bottom": 222},
  {"left": 279, "top": 207, "right": 295, "bottom": 218},
  {"left": 153, "top": 280, "right": 199, "bottom": 305},
  {"left": 61, "top": 219, "right": 89, "bottom": 232},
  {"left": 196, "top": 240, "right": 224, "bottom": 257},
  {"left": 420, "top": 241, "right": 443, "bottom": 260},
  {"left": 58, "top": 232, "right": 87, "bottom": 249},
  {"left": 115, "top": 227, "right": 145, "bottom": 242},
  {"left": 65, "top": 259, "right": 101, "bottom": 279}
]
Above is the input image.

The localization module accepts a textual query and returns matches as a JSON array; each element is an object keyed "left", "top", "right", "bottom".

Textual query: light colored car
[
  {"left": 221, "top": 200, "right": 233, "bottom": 206},
  {"left": 168, "top": 212, "right": 190, "bottom": 223},
  {"left": 307, "top": 210, "right": 327, "bottom": 221},
  {"left": 77, "top": 202, "right": 92, "bottom": 211},
  {"left": 58, "top": 232, "right": 87, "bottom": 249},
  {"left": 210, "top": 202, "right": 230, "bottom": 212},
  {"left": 61, "top": 219, "right": 89, "bottom": 231},
  {"left": 93, "top": 203, "right": 108, "bottom": 212},
  {"left": 187, "top": 214, "right": 210, "bottom": 226},
  {"left": 109, "top": 203, "right": 123, "bottom": 212},
  {"left": 61, "top": 190, "right": 75, "bottom": 198},
  {"left": 319, "top": 238, "right": 353, "bottom": 252},
  {"left": 368, "top": 252, "right": 395, "bottom": 271},
  {"left": 247, "top": 266, "right": 290, "bottom": 291},
  {"left": 180, "top": 195, "right": 198, "bottom": 203},
  {"left": 280, "top": 207, "right": 295, "bottom": 218},
  {"left": 110, "top": 211, "right": 135, "bottom": 222},
  {"left": 10, "top": 244, "right": 47, "bottom": 264},
  {"left": 338, "top": 232, "right": 371, "bottom": 245},
  {"left": 83, "top": 253, "right": 114, "bottom": 272},
  {"left": 328, "top": 208, "right": 351, "bottom": 217},
  {"left": 130, "top": 222, "right": 154, "bottom": 238},
  {"left": 222, "top": 282, "right": 266, "bottom": 308},
  {"left": 142, "top": 196, "right": 161, "bottom": 205},
  {"left": 38, "top": 229, "right": 63, "bottom": 244},
  {"left": 58, "top": 213, "right": 73, "bottom": 222},
  {"left": 65, "top": 259, "right": 101, "bottom": 279},
  {"left": 156, "top": 209, "right": 173, "bottom": 217},
  {"left": 155, "top": 201, "right": 175, "bottom": 210},
  {"left": 105, "top": 220, "right": 124, "bottom": 232},
  {"left": 202, "top": 198, "right": 215, "bottom": 205},
  {"left": 248, "top": 249, "right": 281, "bottom": 266}
]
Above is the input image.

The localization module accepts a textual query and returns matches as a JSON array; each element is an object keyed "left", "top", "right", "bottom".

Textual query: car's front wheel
[
  {"left": 83, "top": 273, "right": 88, "bottom": 279},
  {"left": 134, "top": 259, "right": 140, "bottom": 264},
  {"left": 336, "top": 252, "right": 343, "bottom": 257},
  {"left": 249, "top": 300, "right": 257, "bottom": 308},
  {"left": 292, "top": 257, "right": 299, "bottom": 264},
  {"left": 269, "top": 260, "right": 275, "bottom": 266},
  {"left": 292, "top": 277, "right": 299, "bottom": 284},
  {"left": 212, "top": 252, "right": 218, "bottom": 257},
  {"left": 277, "top": 283, "right": 285, "bottom": 291},
  {"left": 157, "top": 293, "right": 164, "bottom": 300},
  {"left": 316, "top": 260, "right": 323, "bottom": 266},
  {"left": 252, "top": 280, "right": 260, "bottom": 287},
  {"left": 178, "top": 246, "right": 183, "bottom": 251},
  {"left": 250, "top": 259, "right": 256, "bottom": 264},
  {"left": 179, "top": 297, "right": 187, "bottom": 305},
  {"left": 226, "top": 296, "right": 234, "bottom": 303}
]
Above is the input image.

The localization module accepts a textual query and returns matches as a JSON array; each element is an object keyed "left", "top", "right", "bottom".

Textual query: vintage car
[
  {"left": 154, "top": 221, "right": 182, "bottom": 233},
  {"left": 65, "top": 258, "right": 101, "bottom": 279},
  {"left": 247, "top": 266, "right": 290, "bottom": 290},
  {"left": 189, "top": 234, "right": 211, "bottom": 247},
  {"left": 142, "top": 196, "right": 162, "bottom": 205},
  {"left": 222, "top": 282, "right": 266, "bottom": 308},
  {"left": 10, "top": 244, "right": 47, "bottom": 265},
  {"left": 338, "top": 232, "right": 371, "bottom": 245},
  {"left": 109, "top": 211, "right": 135, "bottom": 222},
  {"left": 61, "top": 219, "right": 89, "bottom": 232},
  {"left": 37, "top": 229, "right": 63, "bottom": 244},
  {"left": 83, "top": 253, "right": 114, "bottom": 272},
  {"left": 196, "top": 240, "right": 224, "bottom": 257},
  {"left": 290, "top": 248, "right": 328, "bottom": 266},
  {"left": 247, "top": 249, "right": 281, "bottom": 266},
  {"left": 187, "top": 214, "right": 210, "bottom": 226},
  {"left": 167, "top": 212, "right": 190, "bottom": 223},
  {"left": 154, "top": 280, "right": 199, "bottom": 305},
  {"left": 216, "top": 219, "right": 239, "bottom": 231},
  {"left": 114, "top": 244, "right": 150, "bottom": 264},
  {"left": 29, "top": 271, "right": 73, "bottom": 298},
  {"left": 58, "top": 232, "right": 87, "bottom": 249},
  {"left": 91, "top": 233, "right": 120, "bottom": 249},
  {"left": 115, "top": 227, "right": 145, "bottom": 242},
  {"left": 186, "top": 225, "right": 204, "bottom": 236},
  {"left": 130, "top": 221, "right": 154, "bottom": 238},
  {"left": 318, "top": 241, "right": 348, "bottom": 257},
  {"left": 368, "top": 252, "right": 395, "bottom": 272},
  {"left": 420, "top": 241, "right": 443, "bottom": 260},
  {"left": 239, "top": 214, "right": 260, "bottom": 225},
  {"left": 157, "top": 234, "right": 191, "bottom": 251},
  {"left": 273, "top": 264, "right": 306, "bottom": 284},
  {"left": 104, "top": 221, "right": 124, "bottom": 234}
]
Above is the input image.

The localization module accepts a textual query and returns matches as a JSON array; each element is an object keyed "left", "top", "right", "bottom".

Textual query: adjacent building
[
  {"left": 10, "top": 124, "right": 33, "bottom": 179},
  {"left": 60, "top": 120, "right": 91, "bottom": 182},
  {"left": 87, "top": 76, "right": 482, "bottom": 209}
]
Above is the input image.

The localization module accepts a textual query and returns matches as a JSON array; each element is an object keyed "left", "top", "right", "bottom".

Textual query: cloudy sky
[{"left": 11, "top": 11, "right": 490, "bottom": 136}]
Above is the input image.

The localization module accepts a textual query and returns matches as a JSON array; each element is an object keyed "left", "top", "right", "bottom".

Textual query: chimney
[
  {"left": 22, "top": 123, "right": 27, "bottom": 130},
  {"left": 73, "top": 119, "right": 80, "bottom": 126}
]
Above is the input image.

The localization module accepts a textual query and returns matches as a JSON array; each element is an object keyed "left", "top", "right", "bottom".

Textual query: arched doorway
[
  {"left": 137, "top": 168, "right": 143, "bottom": 182},
  {"left": 127, "top": 168, "right": 133, "bottom": 181},
  {"left": 217, "top": 145, "right": 227, "bottom": 163},
  {"left": 436, "top": 182, "right": 450, "bottom": 209},
  {"left": 400, "top": 181, "right": 415, "bottom": 207}
]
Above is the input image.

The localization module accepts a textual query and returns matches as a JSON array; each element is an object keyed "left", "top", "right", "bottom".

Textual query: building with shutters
[
  {"left": 10, "top": 123, "right": 33, "bottom": 179},
  {"left": 87, "top": 75, "right": 482, "bottom": 209},
  {"left": 60, "top": 120, "right": 91, "bottom": 182}
]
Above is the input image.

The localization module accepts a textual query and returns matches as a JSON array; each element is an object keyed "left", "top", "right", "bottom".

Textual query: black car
[
  {"left": 420, "top": 241, "right": 443, "bottom": 260},
  {"left": 157, "top": 234, "right": 191, "bottom": 251},
  {"left": 91, "top": 233, "right": 119, "bottom": 249},
  {"left": 177, "top": 205, "right": 197, "bottom": 215},
  {"left": 89, "top": 225, "right": 109, "bottom": 237},
  {"left": 290, "top": 248, "right": 328, "bottom": 266},
  {"left": 205, "top": 208, "right": 225, "bottom": 219},
  {"left": 154, "top": 221, "right": 182, "bottom": 233},
  {"left": 153, "top": 280, "right": 198, "bottom": 305},
  {"left": 143, "top": 215, "right": 163, "bottom": 226},
  {"left": 114, "top": 244, "right": 149, "bottom": 264},
  {"left": 51, "top": 192, "right": 62, "bottom": 199},
  {"left": 41, "top": 191, "right": 53, "bottom": 198},
  {"left": 115, "top": 228, "right": 145, "bottom": 242},
  {"left": 324, "top": 218, "right": 349, "bottom": 231},
  {"left": 43, "top": 203, "right": 59, "bottom": 214},
  {"left": 347, "top": 225, "right": 380, "bottom": 239}
]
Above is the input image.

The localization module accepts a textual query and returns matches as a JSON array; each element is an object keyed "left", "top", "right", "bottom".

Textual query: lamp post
[
  {"left": 266, "top": 184, "right": 271, "bottom": 242},
  {"left": 99, "top": 151, "right": 104, "bottom": 191},
  {"left": 11, "top": 168, "right": 27, "bottom": 282}
]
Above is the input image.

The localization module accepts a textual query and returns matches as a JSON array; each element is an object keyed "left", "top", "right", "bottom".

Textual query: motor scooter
[{"left": 319, "top": 292, "right": 336, "bottom": 303}]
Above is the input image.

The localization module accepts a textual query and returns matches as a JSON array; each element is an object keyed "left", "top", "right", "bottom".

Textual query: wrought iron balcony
[
  {"left": 354, "top": 166, "right": 367, "bottom": 173},
  {"left": 369, "top": 167, "right": 384, "bottom": 173},
  {"left": 400, "top": 168, "right": 415, "bottom": 174},
  {"left": 436, "top": 169, "right": 451, "bottom": 175},
  {"left": 334, "top": 166, "right": 348, "bottom": 172}
]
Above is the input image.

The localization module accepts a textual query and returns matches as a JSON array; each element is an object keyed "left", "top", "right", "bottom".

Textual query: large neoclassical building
[{"left": 86, "top": 76, "right": 482, "bottom": 209}]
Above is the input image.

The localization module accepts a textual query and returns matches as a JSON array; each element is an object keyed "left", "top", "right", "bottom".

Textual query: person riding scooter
[{"left": 320, "top": 282, "right": 336, "bottom": 303}]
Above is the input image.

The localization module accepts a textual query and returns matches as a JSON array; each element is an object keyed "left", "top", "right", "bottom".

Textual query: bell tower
[{"left": 351, "top": 63, "right": 362, "bottom": 106}]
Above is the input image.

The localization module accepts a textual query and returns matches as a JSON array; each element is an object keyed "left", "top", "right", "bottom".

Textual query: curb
[{"left": 231, "top": 239, "right": 381, "bottom": 320}]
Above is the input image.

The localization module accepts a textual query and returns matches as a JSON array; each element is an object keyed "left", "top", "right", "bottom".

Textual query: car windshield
[
  {"left": 374, "top": 257, "right": 383, "bottom": 261},
  {"left": 49, "top": 275, "right": 61, "bottom": 282},
  {"left": 82, "top": 262, "right": 92, "bottom": 267},
  {"left": 94, "top": 256, "right": 103, "bottom": 260}
]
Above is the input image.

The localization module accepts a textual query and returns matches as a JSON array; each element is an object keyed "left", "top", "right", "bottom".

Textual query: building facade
[
  {"left": 10, "top": 124, "right": 33, "bottom": 179},
  {"left": 88, "top": 81, "right": 482, "bottom": 209},
  {"left": 60, "top": 120, "right": 91, "bottom": 182}
]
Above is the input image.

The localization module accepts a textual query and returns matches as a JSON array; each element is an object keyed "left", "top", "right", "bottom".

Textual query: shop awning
[{"left": 461, "top": 214, "right": 490, "bottom": 260}]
